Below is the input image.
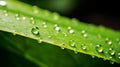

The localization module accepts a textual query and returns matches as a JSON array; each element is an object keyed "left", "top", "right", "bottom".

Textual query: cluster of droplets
[
  {"left": 81, "top": 30, "right": 88, "bottom": 38},
  {"left": 1, "top": 0, "right": 119, "bottom": 62}
]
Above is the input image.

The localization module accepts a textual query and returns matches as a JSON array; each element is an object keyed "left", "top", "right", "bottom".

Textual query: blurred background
[{"left": 19, "top": 0, "right": 120, "bottom": 30}]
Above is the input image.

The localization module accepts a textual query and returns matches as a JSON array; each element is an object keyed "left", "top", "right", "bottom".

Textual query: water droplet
[
  {"left": 48, "top": 35, "right": 51, "bottom": 39},
  {"left": 96, "top": 44, "right": 103, "bottom": 53},
  {"left": 15, "top": 14, "right": 20, "bottom": 20},
  {"left": 68, "top": 27, "right": 74, "bottom": 34},
  {"left": 91, "top": 56, "right": 95, "bottom": 58},
  {"left": 105, "top": 37, "right": 109, "bottom": 41},
  {"left": 109, "top": 48, "right": 115, "bottom": 56},
  {"left": 31, "top": 27, "right": 40, "bottom": 36},
  {"left": 54, "top": 24, "right": 60, "bottom": 32},
  {"left": 3, "top": 10, "right": 8, "bottom": 16},
  {"left": 22, "top": 16, "right": 26, "bottom": 20},
  {"left": 32, "top": 6, "right": 39, "bottom": 14},
  {"left": 38, "top": 39, "right": 42, "bottom": 43},
  {"left": 110, "top": 61, "right": 114, "bottom": 64},
  {"left": 53, "top": 12, "right": 59, "bottom": 20},
  {"left": 74, "top": 51, "right": 78, "bottom": 54},
  {"left": 69, "top": 40, "right": 75, "bottom": 47},
  {"left": 0, "top": 1, "right": 7, "bottom": 6},
  {"left": 81, "top": 44, "right": 87, "bottom": 50},
  {"left": 108, "top": 41, "right": 112, "bottom": 45},
  {"left": 16, "top": 17, "right": 20, "bottom": 20},
  {"left": 61, "top": 47, "right": 65, "bottom": 50},
  {"left": 69, "top": 29, "right": 74, "bottom": 34},
  {"left": 42, "top": 22, "right": 47, "bottom": 28},
  {"left": 83, "top": 33, "right": 88, "bottom": 37},
  {"left": 68, "top": 26, "right": 72, "bottom": 30},
  {"left": 63, "top": 32, "right": 67, "bottom": 37},
  {"left": 81, "top": 30, "right": 86, "bottom": 34}
]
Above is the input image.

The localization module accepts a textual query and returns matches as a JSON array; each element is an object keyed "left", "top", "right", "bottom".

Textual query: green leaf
[{"left": 0, "top": 0, "right": 120, "bottom": 66}]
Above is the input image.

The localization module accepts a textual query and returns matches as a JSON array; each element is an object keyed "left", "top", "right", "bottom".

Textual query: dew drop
[
  {"left": 83, "top": 33, "right": 88, "bottom": 38},
  {"left": 38, "top": 39, "right": 42, "bottom": 43},
  {"left": 69, "top": 29, "right": 74, "bottom": 34},
  {"left": 22, "top": 16, "right": 26, "bottom": 20},
  {"left": 109, "top": 48, "right": 115, "bottom": 56},
  {"left": 74, "top": 51, "right": 78, "bottom": 54},
  {"left": 96, "top": 44, "right": 103, "bottom": 53},
  {"left": 69, "top": 40, "right": 75, "bottom": 47},
  {"left": 3, "top": 10, "right": 8, "bottom": 16},
  {"left": 81, "top": 30, "right": 86, "bottom": 34},
  {"left": 110, "top": 61, "right": 114, "bottom": 64},
  {"left": 0, "top": 1, "right": 7, "bottom": 6},
  {"left": 61, "top": 47, "right": 65, "bottom": 50},
  {"left": 91, "top": 56, "right": 95, "bottom": 58},
  {"left": 108, "top": 41, "right": 112, "bottom": 45},
  {"left": 54, "top": 24, "right": 61, "bottom": 32},
  {"left": 16, "top": 17, "right": 20, "bottom": 20},
  {"left": 116, "top": 38, "right": 120, "bottom": 42},
  {"left": 81, "top": 44, "right": 87, "bottom": 50},
  {"left": 53, "top": 12, "right": 59, "bottom": 20},
  {"left": 31, "top": 27, "right": 40, "bottom": 36},
  {"left": 42, "top": 22, "right": 47, "bottom": 28},
  {"left": 32, "top": 6, "right": 39, "bottom": 14},
  {"left": 63, "top": 32, "right": 67, "bottom": 37},
  {"left": 48, "top": 35, "right": 51, "bottom": 39}
]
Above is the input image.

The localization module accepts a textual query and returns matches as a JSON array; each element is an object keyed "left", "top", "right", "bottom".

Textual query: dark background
[{"left": 20, "top": 0, "right": 120, "bottom": 30}]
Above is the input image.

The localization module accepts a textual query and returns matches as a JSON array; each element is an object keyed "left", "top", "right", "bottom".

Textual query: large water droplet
[
  {"left": 0, "top": 1, "right": 7, "bottom": 6},
  {"left": 109, "top": 48, "right": 115, "bottom": 56},
  {"left": 96, "top": 44, "right": 103, "bottom": 53},
  {"left": 81, "top": 44, "right": 87, "bottom": 50},
  {"left": 31, "top": 27, "right": 40, "bottom": 36},
  {"left": 83, "top": 33, "right": 88, "bottom": 38}
]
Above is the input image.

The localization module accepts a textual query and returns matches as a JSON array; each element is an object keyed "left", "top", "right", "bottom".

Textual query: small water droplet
[
  {"left": 54, "top": 24, "right": 60, "bottom": 32},
  {"left": 31, "top": 27, "right": 40, "bottom": 36},
  {"left": 3, "top": 10, "right": 8, "bottom": 16},
  {"left": 53, "top": 12, "right": 59, "bottom": 20},
  {"left": 48, "top": 35, "right": 51, "bottom": 39},
  {"left": 74, "top": 51, "right": 78, "bottom": 54},
  {"left": 69, "top": 29, "right": 74, "bottom": 34},
  {"left": 63, "top": 32, "right": 67, "bottom": 37},
  {"left": 32, "top": 6, "right": 39, "bottom": 14},
  {"left": 96, "top": 44, "right": 103, "bottom": 53},
  {"left": 61, "top": 47, "right": 65, "bottom": 50},
  {"left": 109, "top": 48, "right": 115, "bottom": 56},
  {"left": 68, "top": 26, "right": 72, "bottom": 30},
  {"left": 81, "top": 44, "right": 87, "bottom": 50},
  {"left": 22, "top": 16, "right": 26, "bottom": 20},
  {"left": 0, "top": 1, "right": 7, "bottom": 6},
  {"left": 42, "top": 22, "right": 47, "bottom": 28},
  {"left": 105, "top": 37, "right": 109, "bottom": 41},
  {"left": 91, "top": 56, "right": 95, "bottom": 58},
  {"left": 110, "top": 61, "right": 114, "bottom": 64},
  {"left": 83, "top": 33, "right": 88, "bottom": 37},
  {"left": 16, "top": 17, "right": 20, "bottom": 20},
  {"left": 81, "top": 30, "right": 86, "bottom": 34},
  {"left": 69, "top": 40, "right": 75, "bottom": 47},
  {"left": 38, "top": 39, "right": 42, "bottom": 43},
  {"left": 108, "top": 41, "right": 112, "bottom": 45}
]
